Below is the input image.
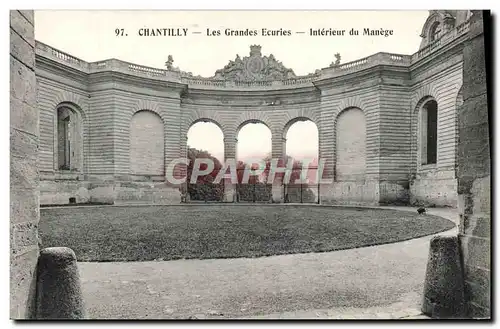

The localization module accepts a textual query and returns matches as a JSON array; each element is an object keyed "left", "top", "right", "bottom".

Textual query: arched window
[
  {"left": 420, "top": 99, "right": 438, "bottom": 165},
  {"left": 56, "top": 105, "right": 82, "bottom": 171},
  {"left": 429, "top": 22, "right": 441, "bottom": 42}
]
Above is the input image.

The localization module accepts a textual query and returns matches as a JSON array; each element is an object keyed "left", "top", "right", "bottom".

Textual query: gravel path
[{"left": 77, "top": 207, "right": 457, "bottom": 319}]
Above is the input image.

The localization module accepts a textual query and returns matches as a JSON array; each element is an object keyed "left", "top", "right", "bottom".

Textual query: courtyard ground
[
  {"left": 56, "top": 206, "right": 457, "bottom": 319},
  {"left": 39, "top": 205, "right": 454, "bottom": 262}
]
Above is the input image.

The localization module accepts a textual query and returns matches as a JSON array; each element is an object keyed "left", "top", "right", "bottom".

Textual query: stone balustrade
[
  {"left": 35, "top": 19, "right": 470, "bottom": 89},
  {"left": 36, "top": 41, "right": 89, "bottom": 71},
  {"left": 127, "top": 63, "right": 166, "bottom": 77}
]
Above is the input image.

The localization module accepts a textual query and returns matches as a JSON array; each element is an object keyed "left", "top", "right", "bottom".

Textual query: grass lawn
[{"left": 39, "top": 205, "right": 455, "bottom": 262}]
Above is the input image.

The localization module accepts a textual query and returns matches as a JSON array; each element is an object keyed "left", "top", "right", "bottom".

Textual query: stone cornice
[
  {"left": 87, "top": 71, "right": 187, "bottom": 94},
  {"left": 184, "top": 84, "right": 320, "bottom": 98},
  {"left": 180, "top": 97, "right": 321, "bottom": 108},
  {"left": 313, "top": 63, "right": 411, "bottom": 90},
  {"left": 36, "top": 54, "right": 89, "bottom": 89},
  {"left": 180, "top": 92, "right": 321, "bottom": 108}
]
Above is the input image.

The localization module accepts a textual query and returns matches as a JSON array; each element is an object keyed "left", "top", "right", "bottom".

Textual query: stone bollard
[
  {"left": 421, "top": 236, "right": 466, "bottom": 318},
  {"left": 35, "top": 247, "right": 86, "bottom": 319}
]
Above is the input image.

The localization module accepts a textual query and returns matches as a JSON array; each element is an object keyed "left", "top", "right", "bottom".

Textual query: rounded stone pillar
[{"left": 35, "top": 247, "right": 86, "bottom": 319}]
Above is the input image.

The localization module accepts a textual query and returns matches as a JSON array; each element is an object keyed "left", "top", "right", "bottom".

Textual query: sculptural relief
[{"left": 211, "top": 45, "right": 297, "bottom": 82}]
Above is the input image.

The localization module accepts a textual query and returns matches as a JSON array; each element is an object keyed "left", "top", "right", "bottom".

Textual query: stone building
[
  {"left": 36, "top": 11, "right": 473, "bottom": 207},
  {"left": 10, "top": 9, "right": 490, "bottom": 319}
]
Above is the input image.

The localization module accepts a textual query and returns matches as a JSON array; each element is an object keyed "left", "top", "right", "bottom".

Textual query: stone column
[
  {"left": 270, "top": 132, "right": 287, "bottom": 203},
  {"left": 10, "top": 10, "right": 39, "bottom": 319},
  {"left": 318, "top": 128, "right": 334, "bottom": 204},
  {"left": 223, "top": 135, "right": 237, "bottom": 202},
  {"left": 457, "top": 11, "right": 490, "bottom": 318}
]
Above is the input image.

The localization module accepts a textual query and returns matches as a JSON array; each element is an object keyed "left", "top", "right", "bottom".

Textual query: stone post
[
  {"left": 456, "top": 11, "right": 491, "bottom": 318},
  {"left": 35, "top": 248, "right": 86, "bottom": 319},
  {"left": 317, "top": 125, "right": 335, "bottom": 204},
  {"left": 10, "top": 10, "right": 39, "bottom": 319},
  {"left": 421, "top": 236, "right": 465, "bottom": 318}
]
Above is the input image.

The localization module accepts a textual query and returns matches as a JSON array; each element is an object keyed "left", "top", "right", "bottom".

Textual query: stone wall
[
  {"left": 34, "top": 13, "right": 471, "bottom": 207},
  {"left": 10, "top": 10, "right": 39, "bottom": 319},
  {"left": 320, "top": 180, "right": 380, "bottom": 206},
  {"left": 409, "top": 47, "right": 464, "bottom": 207},
  {"left": 457, "top": 11, "right": 490, "bottom": 318},
  {"left": 36, "top": 75, "right": 89, "bottom": 176}
]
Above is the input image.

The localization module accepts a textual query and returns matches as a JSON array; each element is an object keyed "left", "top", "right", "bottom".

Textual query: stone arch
[
  {"left": 235, "top": 111, "right": 272, "bottom": 135},
  {"left": 414, "top": 95, "right": 437, "bottom": 113},
  {"left": 334, "top": 107, "right": 366, "bottom": 181},
  {"left": 188, "top": 118, "right": 226, "bottom": 138},
  {"left": 337, "top": 96, "right": 368, "bottom": 114},
  {"left": 412, "top": 84, "right": 439, "bottom": 109},
  {"left": 419, "top": 12, "right": 446, "bottom": 48},
  {"left": 236, "top": 119, "right": 272, "bottom": 136},
  {"left": 419, "top": 12, "right": 442, "bottom": 38},
  {"left": 131, "top": 99, "right": 165, "bottom": 124},
  {"left": 182, "top": 109, "right": 228, "bottom": 136},
  {"left": 283, "top": 116, "right": 315, "bottom": 138},
  {"left": 54, "top": 101, "right": 86, "bottom": 123},
  {"left": 129, "top": 110, "right": 165, "bottom": 176},
  {"left": 51, "top": 91, "right": 88, "bottom": 119},
  {"left": 428, "top": 21, "right": 442, "bottom": 42},
  {"left": 53, "top": 101, "right": 86, "bottom": 173}
]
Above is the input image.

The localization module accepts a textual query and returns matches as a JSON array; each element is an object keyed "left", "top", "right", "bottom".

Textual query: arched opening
[
  {"left": 186, "top": 121, "right": 225, "bottom": 202},
  {"left": 284, "top": 118, "right": 319, "bottom": 203},
  {"left": 55, "top": 103, "right": 83, "bottom": 173},
  {"left": 129, "top": 110, "right": 165, "bottom": 177},
  {"left": 335, "top": 108, "right": 366, "bottom": 181},
  {"left": 236, "top": 121, "right": 272, "bottom": 202},
  {"left": 419, "top": 99, "right": 438, "bottom": 166},
  {"left": 429, "top": 22, "right": 441, "bottom": 42}
]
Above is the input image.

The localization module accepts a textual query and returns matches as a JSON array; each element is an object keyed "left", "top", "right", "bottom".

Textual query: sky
[{"left": 34, "top": 10, "right": 429, "bottom": 162}]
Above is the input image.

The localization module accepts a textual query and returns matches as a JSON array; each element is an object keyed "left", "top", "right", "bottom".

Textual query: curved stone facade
[{"left": 37, "top": 11, "right": 471, "bottom": 206}]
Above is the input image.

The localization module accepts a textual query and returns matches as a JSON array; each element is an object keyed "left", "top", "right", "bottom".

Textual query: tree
[
  {"left": 236, "top": 159, "right": 271, "bottom": 202},
  {"left": 261, "top": 155, "right": 318, "bottom": 203},
  {"left": 186, "top": 147, "right": 224, "bottom": 201}
]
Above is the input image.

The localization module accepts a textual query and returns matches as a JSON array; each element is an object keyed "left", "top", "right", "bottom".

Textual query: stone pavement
[{"left": 78, "top": 206, "right": 457, "bottom": 319}]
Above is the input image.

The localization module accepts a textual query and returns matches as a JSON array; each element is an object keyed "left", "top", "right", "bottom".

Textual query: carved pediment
[{"left": 212, "top": 45, "right": 296, "bottom": 81}]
